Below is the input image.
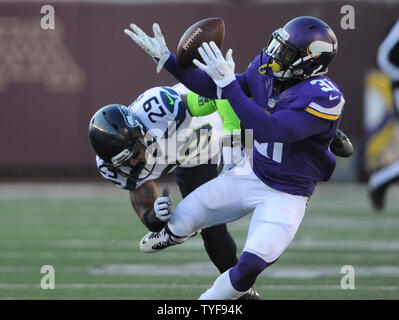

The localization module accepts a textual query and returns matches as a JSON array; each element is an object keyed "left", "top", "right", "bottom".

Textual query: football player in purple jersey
[{"left": 125, "top": 16, "right": 351, "bottom": 299}]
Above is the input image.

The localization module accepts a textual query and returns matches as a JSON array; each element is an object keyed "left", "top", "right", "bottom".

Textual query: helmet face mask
[
  {"left": 111, "top": 144, "right": 142, "bottom": 167},
  {"left": 267, "top": 29, "right": 302, "bottom": 68},
  {"left": 262, "top": 16, "right": 338, "bottom": 81},
  {"left": 264, "top": 28, "right": 304, "bottom": 80}
]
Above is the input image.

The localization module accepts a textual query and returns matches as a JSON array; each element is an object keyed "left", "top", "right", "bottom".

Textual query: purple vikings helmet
[{"left": 260, "top": 16, "right": 338, "bottom": 80}]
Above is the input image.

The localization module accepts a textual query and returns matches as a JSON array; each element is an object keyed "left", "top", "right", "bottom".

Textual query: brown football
[{"left": 176, "top": 17, "right": 225, "bottom": 69}]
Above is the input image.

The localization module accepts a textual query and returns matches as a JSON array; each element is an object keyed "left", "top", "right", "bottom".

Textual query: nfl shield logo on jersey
[{"left": 268, "top": 98, "right": 276, "bottom": 108}]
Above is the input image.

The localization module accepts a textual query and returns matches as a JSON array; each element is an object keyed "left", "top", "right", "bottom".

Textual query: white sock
[{"left": 198, "top": 269, "right": 246, "bottom": 300}]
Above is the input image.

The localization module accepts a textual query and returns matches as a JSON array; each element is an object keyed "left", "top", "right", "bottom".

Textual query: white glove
[
  {"left": 124, "top": 23, "right": 170, "bottom": 73},
  {"left": 193, "top": 41, "right": 236, "bottom": 88},
  {"left": 153, "top": 188, "right": 172, "bottom": 222}
]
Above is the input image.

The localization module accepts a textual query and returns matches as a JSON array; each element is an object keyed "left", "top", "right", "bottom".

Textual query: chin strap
[{"left": 258, "top": 61, "right": 281, "bottom": 76}]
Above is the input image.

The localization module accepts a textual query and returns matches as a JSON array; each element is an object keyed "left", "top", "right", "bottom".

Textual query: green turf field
[{"left": 0, "top": 182, "right": 398, "bottom": 299}]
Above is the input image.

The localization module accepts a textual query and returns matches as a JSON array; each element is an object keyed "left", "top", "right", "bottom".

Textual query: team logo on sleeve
[
  {"left": 160, "top": 89, "right": 179, "bottom": 113},
  {"left": 118, "top": 106, "right": 140, "bottom": 128}
]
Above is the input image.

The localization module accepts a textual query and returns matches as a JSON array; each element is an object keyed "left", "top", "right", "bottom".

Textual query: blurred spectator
[{"left": 364, "top": 20, "right": 399, "bottom": 210}]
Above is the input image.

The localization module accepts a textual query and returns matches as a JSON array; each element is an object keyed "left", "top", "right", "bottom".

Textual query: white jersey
[{"left": 96, "top": 84, "right": 222, "bottom": 190}]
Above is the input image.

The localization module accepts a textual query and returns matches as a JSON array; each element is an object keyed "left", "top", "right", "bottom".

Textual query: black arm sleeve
[{"left": 142, "top": 209, "right": 167, "bottom": 232}]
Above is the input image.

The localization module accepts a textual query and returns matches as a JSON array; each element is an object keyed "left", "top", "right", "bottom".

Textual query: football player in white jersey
[
  {"left": 89, "top": 81, "right": 351, "bottom": 300},
  {"left": 88, "top": 83, "right": 260, "bottom": 299}
]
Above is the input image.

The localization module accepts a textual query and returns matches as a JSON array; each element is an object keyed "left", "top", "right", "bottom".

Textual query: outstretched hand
[
  {"left": 193, "top": 41, "right": 236, "bottom": 88},
  {"left": 124, "top": 23, "right": 170, "bottom": 73}
]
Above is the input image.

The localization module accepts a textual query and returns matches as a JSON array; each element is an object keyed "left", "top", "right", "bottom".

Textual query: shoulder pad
[
  {"left": 302, "top": 78, "right": 345, "bottom": 120},
  {"left": 129, "top": 86, "right": 189, "bottom": 138}
]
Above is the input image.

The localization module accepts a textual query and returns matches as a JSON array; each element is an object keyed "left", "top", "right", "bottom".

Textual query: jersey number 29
[{"left": 143, "top": 96, "right": 167, "bottom": 123}]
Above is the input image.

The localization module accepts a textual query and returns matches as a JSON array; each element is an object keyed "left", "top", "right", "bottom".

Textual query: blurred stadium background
[{"left": 1, "top": 0, "right": 399, "bottom": 299}]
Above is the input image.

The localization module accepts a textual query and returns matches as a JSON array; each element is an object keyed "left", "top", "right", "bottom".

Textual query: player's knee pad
[
  {"left": 229, "top": 251, "right": 268, "bottom": 292},
  {"left": 245, "top": 222, "right": 294, "bottom": 263},
  {"left": 261, "top": 238, "right": 287, "bottom": 262}
]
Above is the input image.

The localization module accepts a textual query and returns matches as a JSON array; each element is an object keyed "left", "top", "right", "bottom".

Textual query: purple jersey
[{"left": 164, "top": 53, "right": 345, "bottom": 196}]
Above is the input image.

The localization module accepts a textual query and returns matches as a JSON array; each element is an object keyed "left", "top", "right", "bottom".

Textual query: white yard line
[
  {"left": 79, "top": 263, "right": 399, "bottom": 278},
  {"left": 0, "top": 182, "right": 180, "bottom": 200},
  {"left": 228, "top": 215, "right": 399, "bottom": 231},
  {"left": 1, "top": 238, "right": 399, "bottom": 251},
  {"left": 0, "top": 283, "right": 398, "bottom": 291},
  {"left": 0, "top": 250, "right": 396, "bottom": 262},
  {"left": 2, "top": 263, "right": 399, "bottom": 279},
  {"left": 0, "top": 250, "right": 207, "bottom": 260},
  {"left": 0, "top": 182, "right": 397, "bottom": 203}
]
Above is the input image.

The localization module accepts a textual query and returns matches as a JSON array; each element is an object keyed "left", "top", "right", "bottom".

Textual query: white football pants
[{"left": 168, "top": 157, "right": 309, "bottom": 263}]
